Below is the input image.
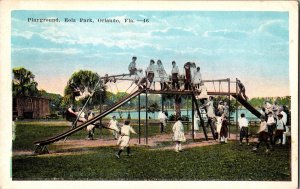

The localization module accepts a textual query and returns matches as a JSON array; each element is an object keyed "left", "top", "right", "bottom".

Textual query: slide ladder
[
  {"left": 34, "top": 89, "right": 145, "bottom": 153},
  {"left": 191, "top": 90, "right": 209, "bottom": 140}
]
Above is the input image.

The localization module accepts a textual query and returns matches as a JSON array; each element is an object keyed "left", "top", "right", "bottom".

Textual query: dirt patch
[{"left": 14, "top": 133, "right": 258, "bottom": 156}]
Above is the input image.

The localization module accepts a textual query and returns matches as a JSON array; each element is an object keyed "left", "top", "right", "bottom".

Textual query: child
[
  {"left": 108, "top": 115, "right": 120, "bottom": 140},
  {"left": 215, "top": 114, "right": 223, "bottom": 141},
  {"left": 145, "top": 59, "right": 156, "bottom": 90},
  {"left": 128, "top": 56, "right": 137, "bottom": 75},
  {"left": 171, "top": 61, "right": 180, "bottom": 90},
  {"left": 266, "top": 111, "right": 276, "bottom": 145},
  {"left": 238, "top": 113, "right": 249, "bottom": 145},
  {"left": 217, "top": 101, "right": 225, "bottom": 116},
  {"left": 156, "top": 60, "right": 169, "bottom": 90},
  {"left": 172, "top": 117, "right": 186, "bottom": 152},
  {"left": 237, "top": 79, "right": 248, "bottom": 100},
  {"left": 74, "top": 87, "right": 93, "bottom": 101},
  {"left": 78, "top": 108, "right": 87, "bottom": 123},
  {"left": 86, "top": 112, "right": 95, "bottom": 140},
  {"left": 190, "top": 62, "right": 197, "bottom": 87},
  {"left": 220, "top": 115, "right": 229, "bottom": 143},
  {"left": 116, "top": 120, "right": 137, "bottom": 158},
  {"left": 273, "top": 113, "right": 285, "bottom": 145},
  {"left": 183, "top": 62, "right": 192, "bottom": 90},
  {"left": 158, "top": 111, "right": 168, "bottom": 133},
  {"left": 252, "top": 115, "right": 270, "bottom": 153},
  {"left": 66, "top": 105, "right": 87, "bottom": 124},
  {"left": 193, "top": 111, "right": 200, "bottom": 138},
  {"left": 193, "top": 67, "right": 202, "bottom": 89},
  {"left": 279, "top": 107, "right": 289, "bottom": 145},
  {"left": 203, "top": 96, "right": 216, "bottom": 139},
  {"left": 223, "top": 102, "right": 229, "bottom": 118}
]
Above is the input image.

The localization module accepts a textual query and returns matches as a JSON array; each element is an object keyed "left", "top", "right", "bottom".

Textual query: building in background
[{"left": 13, "top": 96, "right": 50, "bottom": 119}]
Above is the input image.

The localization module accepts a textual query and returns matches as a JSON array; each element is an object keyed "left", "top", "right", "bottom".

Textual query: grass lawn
[{"left": 12, "top": 121, "right": 291, "bottom": 180}]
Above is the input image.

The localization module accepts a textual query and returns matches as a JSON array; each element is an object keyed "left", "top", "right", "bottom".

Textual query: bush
[{"left": 168, "top": 114, "right": 189, "bottom": 121}]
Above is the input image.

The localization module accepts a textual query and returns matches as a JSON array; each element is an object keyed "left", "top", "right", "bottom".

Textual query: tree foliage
[
  {"left": 12, "top": 67, "right": 39, "bottom": 97},
  {"left": 147, "top": 102, "right": 160, "bottom": 114},
  {"left": 248, "top": 96, "right": 291, "bottom": 109},
  {"left": 39, "top": 90, "right": 63, "bottom": 113},
  {"left": 61, "top": 70, "right": 106, "bottom": 109}
]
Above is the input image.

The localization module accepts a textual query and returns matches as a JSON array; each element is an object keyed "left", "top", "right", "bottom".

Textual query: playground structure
[{"left": 34, "top": 73, "right": 262, "bottom": 154}]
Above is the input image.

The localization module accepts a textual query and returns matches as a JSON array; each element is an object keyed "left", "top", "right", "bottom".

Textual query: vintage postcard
[{"left": 0, "top": 1, "right": 298, "bottom": 189}]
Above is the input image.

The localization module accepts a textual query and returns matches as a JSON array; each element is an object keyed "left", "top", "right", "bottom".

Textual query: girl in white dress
[
  {"left": 193, "top": 67, "right": 202, "bottom": 89},
  {"left": 156, "top": 60, "right": 169, "bottom": 90},
  {"left": 172, "top": 117, "right": 186, "bottom": 152},
  {"left": 193, "top": 111, "right": 200, "bottom": 138}
]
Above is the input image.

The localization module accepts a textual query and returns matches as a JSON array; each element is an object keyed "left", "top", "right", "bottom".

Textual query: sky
[{"left": 11, "top": 11, "right": 290, "bottom": 98}]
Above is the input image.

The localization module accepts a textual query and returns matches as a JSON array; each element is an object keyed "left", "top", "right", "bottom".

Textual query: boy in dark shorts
[{"left": 253, "top": 115, "right": 270, "bottom": 153}]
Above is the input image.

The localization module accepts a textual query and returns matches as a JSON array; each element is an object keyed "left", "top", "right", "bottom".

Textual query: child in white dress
[{"left": 172, "top": 117, "right": 186, "bottom": 152}]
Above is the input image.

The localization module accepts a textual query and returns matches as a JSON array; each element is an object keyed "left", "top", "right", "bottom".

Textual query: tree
[
  {"left": 162, "top": 94, "right": 182, "bottom": 120},
  {"left": 12, "top": 67, "right": 39, "bottom": 97},
  {"left": 147, "top": 102, "right": 160, "bottom": 119},
  {"left": 39, "top": 90, "right": 63, "bottom": 113},
  {"left": 62, "top": 70, "right": 106, "bottom": 110}
]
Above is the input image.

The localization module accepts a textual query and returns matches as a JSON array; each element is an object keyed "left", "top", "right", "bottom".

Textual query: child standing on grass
[
  {"left": 172, "top": 117, "right": 186, "bottom": 152},
  {"left": 116, "top": 120, "right": 137, "bottom": 158},
  {"left": 253, "top": 115, "right": 270, "bottom": 153},
  {"left": 215, "top": 114, "right": 223, "bottom": 141},
  {"left": 238, "top": 113, "right": 249, "bottom": 145},
  {"left": 86, "top": 112, "right": 95, "bottom": 140},
  {"left": 273, "top": 113, "right": 285, "bottom": 145},
  {"left": 158, "top": 111, "right": 168, "bottom": 133},
  {"left": 220, "top": 115, "right": 229, "bottom": 143},
  {"left": 193, "top": 111, "right": 200, "bottom": 138},
  {"left": 108, "top": 115, "right": 120, "bottom": 140},
  {"left": 266, "top": 111, "right": 276, "bottom": 145}
]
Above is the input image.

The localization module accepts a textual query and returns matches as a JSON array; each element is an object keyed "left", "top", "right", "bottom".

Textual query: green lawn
[{"left": 12, "top": 121, "right": 291, "bottom": 180}]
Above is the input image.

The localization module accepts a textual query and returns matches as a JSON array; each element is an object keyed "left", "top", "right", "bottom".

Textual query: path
[{"left": 13, "top": 132, "right": 258, "bottom": 156}]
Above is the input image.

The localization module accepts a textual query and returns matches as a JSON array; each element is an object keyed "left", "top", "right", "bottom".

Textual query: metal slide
[
  {"left": 34, "top": 89, "right": 145, "bottom": 148},
  {"left": 231, "top": 94, "right": 262, "bottom": 118}
]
